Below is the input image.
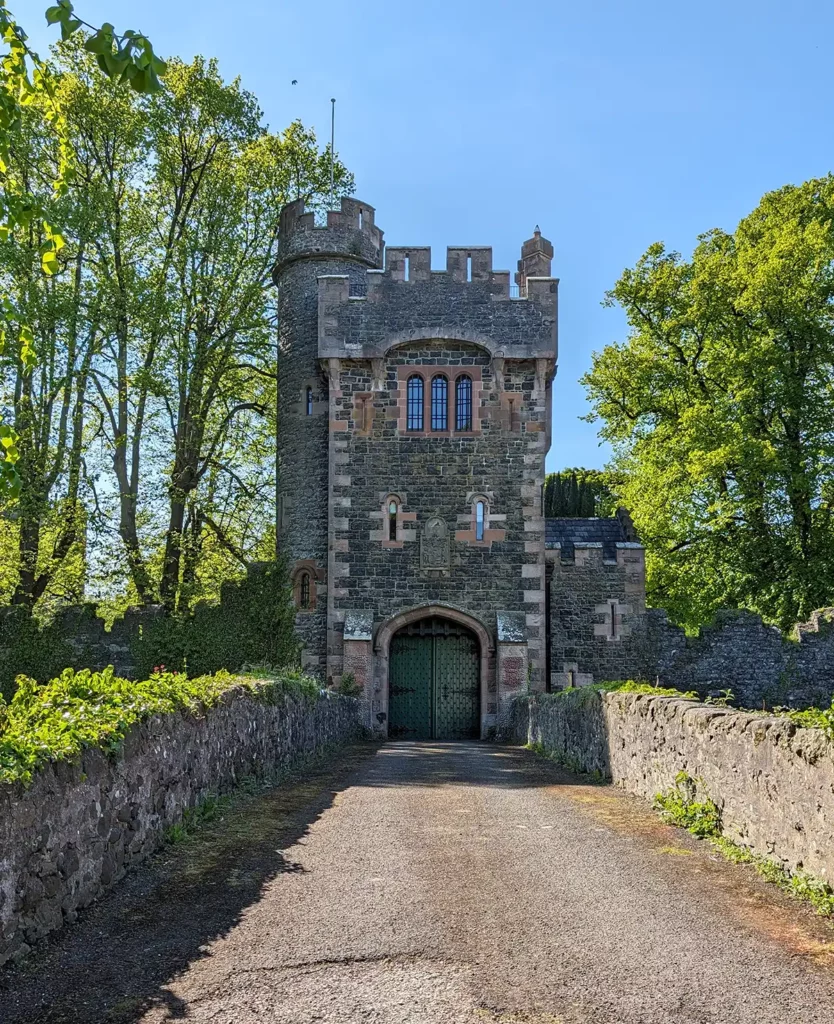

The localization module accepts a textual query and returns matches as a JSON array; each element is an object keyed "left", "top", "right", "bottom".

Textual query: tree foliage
[
  {"left": 543, "top": 468, "right": 614, "bottom": 518},
  {"left": 0, "top": 35, "right": 351, "bottom": 615},
  {"left": 583, "top": 177, "right": 834, "bottom": 629},
  {"left": 0, "top": 2, "right": 165, "bottom": 498}
]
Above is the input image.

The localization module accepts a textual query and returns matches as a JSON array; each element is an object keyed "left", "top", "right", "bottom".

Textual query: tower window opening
[
  {"left": 431, "top": 375, "right": 448, "bottom": 431},
  {"left": 305, "top": 386, "right": 313, "bottom": 416},
  {"left": 475, "top": 500, "right": 485, "bottom": 542},
  {"left": 359, "top": 209, "right": 363, "bottom": 229},
  {"left": 299, "top": 572, "right": 311, "bottom": 610},
  {"left": 404, "top": 255, "right": 410, "bottom": 282},
  {"left": 610, "top": 601, "right": 618, "bottom": 638},
  {"left": 466, "top": 255, "right": 472, "bottom": 282},
  {"left": 388, "top": 500, "right": 398, "bottom": 541},
  {"left": 455, "top": 375, "right": 472, "bottom": 431},
  {"left": 407, "top": 375, "right": 424, "bottom": 431}
]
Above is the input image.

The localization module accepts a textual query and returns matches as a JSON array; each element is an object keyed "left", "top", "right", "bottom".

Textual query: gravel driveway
[{"left": 2, "top": 741, "right": 834, "bottom": 1023}]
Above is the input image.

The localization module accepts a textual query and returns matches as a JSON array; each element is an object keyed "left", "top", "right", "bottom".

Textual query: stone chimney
[{"left": 515, "top": 226, "right": 553, "bottom": 296}]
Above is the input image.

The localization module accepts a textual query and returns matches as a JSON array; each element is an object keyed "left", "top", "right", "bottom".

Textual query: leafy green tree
[
  {"left": 583, "top": 176, "right": 834, "bottom": 629},
  {"left": 0, "top": 1, "right": 164, "bottom": 499},
  {"left": 1, "top": 33, "right": 350, "bottom": 616}
]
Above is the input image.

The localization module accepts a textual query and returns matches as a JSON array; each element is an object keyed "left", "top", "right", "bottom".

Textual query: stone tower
[
  {"left": 272, "top": 198, "right": 384, "bottom": 670},
  {"left": 272, "top": 195, "right": 647, "bottom": 739}
]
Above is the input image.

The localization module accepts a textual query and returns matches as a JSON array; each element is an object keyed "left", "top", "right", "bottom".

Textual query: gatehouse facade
[{"left": 273, "top": 197, "right": 646, "bottom": 738}]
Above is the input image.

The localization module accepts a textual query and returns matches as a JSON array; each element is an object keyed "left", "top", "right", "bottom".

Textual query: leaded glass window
[
  {"left": 407, "top": 375, "right": 424, "bottom": 431},
  {"left": 306, "top": 386, "right": 313, "bottom": 416},
  {"left": 431, "top": 375, "right": 448, "bottom": 431},
  {"left": 456, "top": 375, "right": 472, "bottom": 431},
  {"left": 299, "top": 572, "right": 311, "bottom": 609},
  {"left": 388, "top": 501, "right": 398, "bottom": 541},
  {"left": 475, "top": 500, "right": 485, "bottom": 541}
]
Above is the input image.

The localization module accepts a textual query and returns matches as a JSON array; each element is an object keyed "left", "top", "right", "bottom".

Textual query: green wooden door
[{"left": 388, "top": 618, "right": 480, "bottom": 740}]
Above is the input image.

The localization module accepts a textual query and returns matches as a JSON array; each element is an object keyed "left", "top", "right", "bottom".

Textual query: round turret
[{"left": 272, "top": 197, "right": 384, "bottom": 675}]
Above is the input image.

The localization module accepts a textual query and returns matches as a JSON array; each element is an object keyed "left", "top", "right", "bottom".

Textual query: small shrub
[
  {"left": 603, "top": 679, "right": 699, "bottom": 699},
  {"left": 334, "top": 672, "right": 362, "bottom": 698},
  {"left": 653, "top": 771, "right": 722, "bottom": 838},
  {"left": 654, "top": 772, "right": 834, "bottom": 918}
]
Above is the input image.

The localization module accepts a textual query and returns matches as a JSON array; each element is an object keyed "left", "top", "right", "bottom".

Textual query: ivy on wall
[{"left": 0, "top": 561, "right": 300, "bottom": 700}]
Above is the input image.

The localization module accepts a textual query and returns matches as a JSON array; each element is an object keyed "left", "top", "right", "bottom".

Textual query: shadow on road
[
  {"left": 0, "top": 740, "right": 588, "bottom": 1024},
  {"left": 359, "top": 740, "right": 603, "bottom": 789},
  {"left": 0, "top": 744, "right": 380, "bottom": 1024}
]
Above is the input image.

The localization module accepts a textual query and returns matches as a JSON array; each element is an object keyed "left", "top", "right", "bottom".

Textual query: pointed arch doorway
[{"left": 388, "top": 616, "right": 480, "bottom": 740}]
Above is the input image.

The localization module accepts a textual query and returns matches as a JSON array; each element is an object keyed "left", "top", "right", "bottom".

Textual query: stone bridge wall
[
  {"left": 508, "top": 691, "right": 834, "bottom": 883},
  {"left": 0, "top": 689, "right": 362, "bottom": 965}
]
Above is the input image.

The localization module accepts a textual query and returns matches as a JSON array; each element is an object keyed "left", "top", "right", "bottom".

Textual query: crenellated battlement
[
  {"left": 317, "top": 252, "right": 558, "bottom": 362},
  {"left": 274, "top": 197, "right": 384, "bottom": 278}
]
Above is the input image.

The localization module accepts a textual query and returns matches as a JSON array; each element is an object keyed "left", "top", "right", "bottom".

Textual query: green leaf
[{"left": 60, "top": 17, "right": 82, "bottom": 41}]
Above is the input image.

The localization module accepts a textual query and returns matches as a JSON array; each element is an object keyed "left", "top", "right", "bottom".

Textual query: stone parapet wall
[
  {"left": 632, "top": 608, "right": 834, "bottom": 709},
  {"left": 509, "top": 691, "right": 834, "bottom": 882},
  {"left": 0, "top": 689, "right": 362, "bottom": 965}
]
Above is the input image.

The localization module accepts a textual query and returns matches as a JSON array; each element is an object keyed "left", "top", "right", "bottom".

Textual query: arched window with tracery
[
  {"left": 455, "top": 374, "right": 472, "bottom": 431},
  {"left": 305, "top": 386, "right": 313, "bottom": 416},
  {"left": 431, "top": 375, "right": 448, "bottom": 431},
  {"left": 407, "top": 375, "right": 424, "bottom": 431},
  {"left": 388, "top": 500, "right": 398, "bottom": 542}
]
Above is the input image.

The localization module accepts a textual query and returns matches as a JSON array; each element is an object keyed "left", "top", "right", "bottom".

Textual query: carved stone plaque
[{"left": 420, "top": 516, "right": 450, "bottom": 570}]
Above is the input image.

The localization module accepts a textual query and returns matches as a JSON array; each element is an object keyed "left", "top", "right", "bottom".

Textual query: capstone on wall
[{"left": 0, "top": 688, "right": 361, "bottom": 965}]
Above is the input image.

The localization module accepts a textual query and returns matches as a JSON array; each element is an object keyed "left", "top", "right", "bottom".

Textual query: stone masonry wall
[
  {"left": 509, "top": 691, "right": 834, "bottom": 883},
  {"left": 274, "top": 201, "right": 382, "bottom": 674},
  {"left": 0, "top": 688, "right": 362, "bottom": 964},
  {"left": 327, "top": 340, "right": 549, "bottom": 710},
  {"left": 548, "top": 544, "right": 646, "bottom": 689},
  {"left": 631, "top": 608, "right": 834, "bottom": 710}
]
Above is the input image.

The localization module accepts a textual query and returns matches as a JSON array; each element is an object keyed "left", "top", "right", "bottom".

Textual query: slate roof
[{"left": 545, "top": 517, "right": 634, "bottom": 560}]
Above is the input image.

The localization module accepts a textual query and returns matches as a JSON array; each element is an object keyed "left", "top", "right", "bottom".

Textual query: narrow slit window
[
  {"left": 610, "top": 601, "right": 618, "bottom": 638},
  {"left": 299, "top": 573, "right": 311, "bottom": 609},
  {"left": 406, "top": 375, "right": 424, "bottom": 431},
  {"left": 455, "top": 375, "right": 472, "bottom": 431},
  {"left": 404, "top": 255, "right": 410, "bottom": 281},
  {"left": 431, "top": 375, "right": 448, "bottom": 431},
  {"left": 305, "top": 386, "right": 313, "bottom": 416},
  {"left": 475, "top": 500, "right": 485, "bottom": 541},
  {"left": 388, "top": 501, "right": 398, "bottom": 541},
  {"left": 466, "top": 255, "right": 472, "bottom": 282},
  {"left": 359, "top": 209, "right": 363, "bottom": 229}
]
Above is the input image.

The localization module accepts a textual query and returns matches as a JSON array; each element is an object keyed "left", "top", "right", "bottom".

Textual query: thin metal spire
[{"left": 329, "top": 98, "right": 336, "bottom": 210}]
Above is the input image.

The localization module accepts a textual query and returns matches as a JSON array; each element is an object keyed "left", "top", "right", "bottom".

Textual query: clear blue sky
[{"left": 29, "top": 0, "right": 834, "bottom": 470}]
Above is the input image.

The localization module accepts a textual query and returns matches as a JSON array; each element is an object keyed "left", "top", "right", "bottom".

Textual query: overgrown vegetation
[
  {"left": 0, "top": 560, "right": 300, "bottom": 700},
  {"left": 544, "top": 679, "right": 698, "bottom": 702},
  {"left": 0, "top": 664, "right": 321, "bottom": 786},
  {"left": 774, "top": 697, "right": 834, "bottom": 740},
  {"left": 655, "top": 771, "right": 834, "bottom": 918}
]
